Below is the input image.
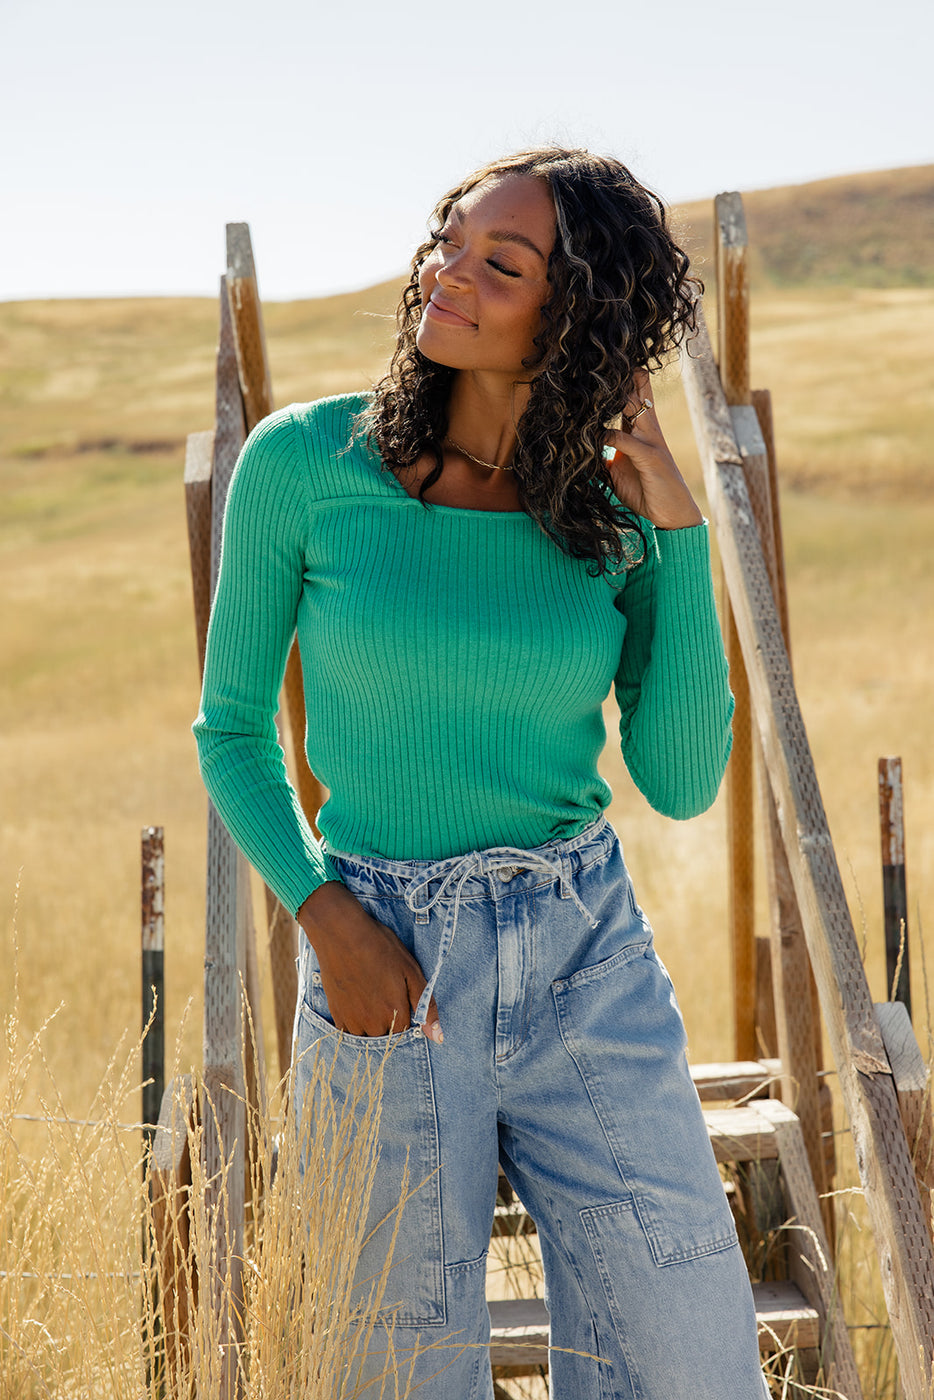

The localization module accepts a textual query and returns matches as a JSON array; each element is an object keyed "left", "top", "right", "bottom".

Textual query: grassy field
[{"left": 1, "top": 178, "right": 932, "bottom": 1392}]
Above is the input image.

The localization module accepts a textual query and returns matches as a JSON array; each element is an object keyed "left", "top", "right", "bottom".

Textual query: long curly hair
[{"left": 358, "top": 147, "right": 700, "bottom": 574}]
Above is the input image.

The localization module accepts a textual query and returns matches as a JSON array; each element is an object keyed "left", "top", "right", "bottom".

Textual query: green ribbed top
[{"left": 194, "top": 393, "right": 733, "bottom": 915}]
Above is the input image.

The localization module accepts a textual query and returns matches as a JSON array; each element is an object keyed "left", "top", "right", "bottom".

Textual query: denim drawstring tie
[{"left": 404, "top": 845, "right": 599, "bottom": 1029}]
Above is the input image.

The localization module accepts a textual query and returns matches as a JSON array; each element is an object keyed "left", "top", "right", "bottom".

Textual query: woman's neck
[{"left": 445, "top": 372, "right": 532, "bottom": 470}]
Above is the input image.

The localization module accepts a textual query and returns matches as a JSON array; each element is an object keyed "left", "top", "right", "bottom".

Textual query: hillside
[{"left": 673, "top": 164, "right": 934, "bottom": 288}]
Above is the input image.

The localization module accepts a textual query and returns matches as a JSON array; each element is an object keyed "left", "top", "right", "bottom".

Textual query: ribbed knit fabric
[{"left": 193, "top": 393, "right": 734, "bottom": 916}]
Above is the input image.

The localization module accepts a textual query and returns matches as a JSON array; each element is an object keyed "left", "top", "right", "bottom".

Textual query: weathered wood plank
[
  {"left": 752, "top": 1280, "right": 821, "bottom": 1351},
  {"left": 225, "top": 223, "right": 325, "bottom": 839},
  {"left": 489, "top": 1297, "right": 550, "bottom": 1369},
  {"left": 715, "top": 193, "right": 752, "bottom": 407},
  {"left": 731, "top": 404, "right": 828, "bottom": 1233},
  {"left": 751, "top": 390, "right": 791, "bottom": 659},
  {"left": 265, "top": 887, "right": 299, "bottom": 1080},
  {"left": 682, "top": 299, "right": 934, "bottom": 1397},
  {"left": 752, "top": 387, "right": 834, "bottom": 1199},
  {"left": 283, "top": 641, "right": 325, "bottom": 833},
  {"left": 755, "top": 935, "right": 778, "bottom": 1057},
  {"left": 150, "top": 1076, "right": 196, "bottom": 1387},
  {"left": 184, "top": 428, "right": 214, "bottom": 679},
  {"left": 716, "top": 199, "right": 756, "bottom": 1063},
  {"left": 225, "top": 223, "right": 273, "bottom": 434},
  {"left": 876, "top": 1001, "right": 934, "bottom": 1246},
  {"left": 202, "top": 281, "right": 247, "bottom": 1395},
  {"left": 488, "top": 1282, "right": 824, "bottom": 1370},
  {"left": 690, "top": 1058, "right": 780, "bottom": 1101},
  {"left": 223, "top": 227, "right": 320, "bottom": 1098},
  {"left": 705, "top": 1105, "right": 779, "bottom": 1163},
  {"left": 756, "top": 1099, "right": 862, "bottom": 1396}
]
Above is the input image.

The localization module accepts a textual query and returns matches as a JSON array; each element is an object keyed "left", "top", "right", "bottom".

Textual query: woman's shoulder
[
  {"left": 244, "top": 392, "right": 368, "bottom": 457},
  {"left": 236, "top": 392, "right": 380, "bottom": 502},
  {"left": 287, "top": 391, "right": 372, "bottom": 451}
]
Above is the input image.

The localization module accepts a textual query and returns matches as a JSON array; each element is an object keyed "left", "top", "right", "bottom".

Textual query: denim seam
[
  {"left": 494, "top": 890, "right": 537, "bottom": 1064},
  {"left": 552, "top": 939, "right": 653, "bottom": 994},
  {"left": 580, "top": 1201, "right": 648, "bottom": 1400}
]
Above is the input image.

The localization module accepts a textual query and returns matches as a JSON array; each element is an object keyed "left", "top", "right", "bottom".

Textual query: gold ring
[{"left": 628, "top": 397, "right": 653, "bottom": 424}]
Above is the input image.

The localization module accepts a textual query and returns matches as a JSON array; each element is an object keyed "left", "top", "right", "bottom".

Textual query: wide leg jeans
[{"left": 292, "top": 818, "right": 768, "bottom": 1399}]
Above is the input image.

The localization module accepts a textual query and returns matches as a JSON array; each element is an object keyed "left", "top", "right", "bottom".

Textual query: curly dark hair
[{"left": 357, "top": 147, "right": 700, "bottom": 574}]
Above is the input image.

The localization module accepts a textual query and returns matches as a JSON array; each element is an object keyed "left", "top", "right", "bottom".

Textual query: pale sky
[{"left": 2, "top": 0, "right": 931, "bottom": 302}]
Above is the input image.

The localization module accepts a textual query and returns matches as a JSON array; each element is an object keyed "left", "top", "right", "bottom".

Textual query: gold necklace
[{"left": 444, "top": 437, "right": 515, "bottom": 472}]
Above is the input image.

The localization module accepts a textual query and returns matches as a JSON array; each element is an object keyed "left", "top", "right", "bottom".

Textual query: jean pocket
[
  {"left": 293, "top": 1000, "right": 446, "bottom": 1327},
  {"left": 553, "top": 948, "right": 737, "bottom": 1267}
]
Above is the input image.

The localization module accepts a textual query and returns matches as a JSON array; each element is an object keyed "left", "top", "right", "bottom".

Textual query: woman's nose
[{"left": 436, "top": 248, "right": 470, "bottom": 288}]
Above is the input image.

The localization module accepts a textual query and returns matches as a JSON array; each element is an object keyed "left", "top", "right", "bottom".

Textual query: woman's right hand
[{"left": 296, "top": 881, "right": 443, "bottom": 1042}]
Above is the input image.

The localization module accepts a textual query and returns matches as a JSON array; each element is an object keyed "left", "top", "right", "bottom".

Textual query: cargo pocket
[
  {"left": 293, "top": 997, "right": 446, "bottom": 1327},
  {"left": 553, "top": 939, "right": 737, "bottom": 1267}
]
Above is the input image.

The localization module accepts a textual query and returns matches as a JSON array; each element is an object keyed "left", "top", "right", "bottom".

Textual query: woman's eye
[{"left": 489, "top": 260, "right": 520, "bottom": 278}]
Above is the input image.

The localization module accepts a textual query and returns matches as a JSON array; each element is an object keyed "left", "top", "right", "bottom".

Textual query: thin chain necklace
[{"left": 444, "top": 437, "right": 515, "bottom": 472}]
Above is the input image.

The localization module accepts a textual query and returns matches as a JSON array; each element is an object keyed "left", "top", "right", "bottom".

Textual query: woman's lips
[{"left": 425, "top": 297, "right": 476, "bottom": 327}]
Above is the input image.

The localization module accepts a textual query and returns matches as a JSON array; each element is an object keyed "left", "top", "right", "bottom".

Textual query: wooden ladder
[
  {"left": 486, "top": 1065, "right": 862, "bottom": 1396},
  {"left": 151, "top": 210, "right": 934, "bottom": 1400}
]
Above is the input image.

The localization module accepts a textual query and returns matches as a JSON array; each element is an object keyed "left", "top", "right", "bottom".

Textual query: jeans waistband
[{"left": 325, "top": 819, "right": 609, "bottom": 1028}]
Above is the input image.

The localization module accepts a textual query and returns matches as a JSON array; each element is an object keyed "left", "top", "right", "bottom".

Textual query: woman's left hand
[{"left": 603, "top": 369, "right": 703, "bottom": 531}]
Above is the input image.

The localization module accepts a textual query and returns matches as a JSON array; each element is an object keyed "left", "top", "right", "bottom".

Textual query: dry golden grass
[{"left": 0, "top": 974, "right": 435, "bottom": 1399}]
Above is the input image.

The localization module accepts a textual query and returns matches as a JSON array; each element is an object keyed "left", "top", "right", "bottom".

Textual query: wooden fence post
[
  {"left": 224, "top": 224, "right": 311, "bottom": 1079},
  {"left": 715, "top": 194, "right": 757, "bottom": 1062},
  {"left": 184, "top": 430, "right": 214, "bottom": 679},
  {"left": 201, "top": 278, "right": 248, "bottom": 1398},
  {"left": 682, "top": 299, "right": 934, "bottom": 1397}
]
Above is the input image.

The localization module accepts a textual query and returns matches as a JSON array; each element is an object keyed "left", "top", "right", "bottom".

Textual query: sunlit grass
[{"left": 0, "top": 967, "right": 430, "bottom": 1399}]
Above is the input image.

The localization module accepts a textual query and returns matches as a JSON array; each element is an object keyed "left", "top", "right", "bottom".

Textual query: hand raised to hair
[{"left": 603, "top": 369, "right": 703, "bottom": 531}]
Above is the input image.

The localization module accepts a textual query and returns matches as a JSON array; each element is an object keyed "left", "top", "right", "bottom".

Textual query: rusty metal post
[
  {"left": 879, "top": 757, "right": 911, "bottom": 1016},
  {"left": 141, "top": 825, "right": 166, "bottom": 1397},
  {"left": 142, "top": 826, "right": 166, "bottom": 1152}
]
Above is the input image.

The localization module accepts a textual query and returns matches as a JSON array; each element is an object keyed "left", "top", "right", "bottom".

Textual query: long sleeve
[
  {"left": 613, "top": 521, "right": 733, "bottom": 819},
  {"left": 193, "top": 408, "right": 335, "bottom": 914},
  {"left": 193, "top": 393, "right": 731, "bottom": 889}
]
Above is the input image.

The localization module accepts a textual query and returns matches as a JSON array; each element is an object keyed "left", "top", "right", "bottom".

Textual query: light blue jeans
[{"left": 293, "top": 818, "right": 768, "bottom": 1398}]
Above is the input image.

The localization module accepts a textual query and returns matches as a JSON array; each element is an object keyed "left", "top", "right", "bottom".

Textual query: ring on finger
[{"left": 625, "top": 397, "right": 654, "bottom": 425}]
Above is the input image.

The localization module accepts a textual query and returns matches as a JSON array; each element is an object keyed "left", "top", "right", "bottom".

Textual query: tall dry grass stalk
[{"left": 0, "top": 975, "right": 430, "bottom": 1399}]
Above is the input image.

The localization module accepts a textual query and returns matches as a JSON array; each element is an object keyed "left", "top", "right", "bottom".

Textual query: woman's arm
[
  {"left": 193, "top": 409, "right": 333, "bottom": 911},
  {"left": 613, "top": 523, "right": 733, "bottom": 818},
  {"left": 605, "top": 373, "right": 733, "bottom": 817},
  {"left": 193, "top": 407, "right": 441, "bottom": 1040}
]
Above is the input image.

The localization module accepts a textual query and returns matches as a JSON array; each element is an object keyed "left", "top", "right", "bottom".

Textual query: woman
[{"left": 195, "top": 147, "right": 768, "bottom": 1398}]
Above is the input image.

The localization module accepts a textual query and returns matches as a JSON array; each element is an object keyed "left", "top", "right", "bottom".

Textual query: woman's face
[{"left": 416, "top": 173, "right": 556, "bottom": 380}]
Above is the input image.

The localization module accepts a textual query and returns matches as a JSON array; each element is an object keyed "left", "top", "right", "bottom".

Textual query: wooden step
[
  {"left": 690, "top": 1058, "right": 780, "bottom": 1101},
  {"left": 493, "top": 1173, "right": 537, "bottom": 1237},
  {"left": 705, "top": 1104, "right": 780, "bottom": 1164},
  {"left": 489, "top": 1280, "right": 819, "bottom": 1371}
]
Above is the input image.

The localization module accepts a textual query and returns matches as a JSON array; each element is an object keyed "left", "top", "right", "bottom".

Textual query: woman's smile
[{"left": 424, "top": 293, "right": 477, "bottom": 328}]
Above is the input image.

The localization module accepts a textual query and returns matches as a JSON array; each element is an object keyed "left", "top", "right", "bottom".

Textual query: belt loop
[{"left": 559, "top": 850, "right": 573, "bottom": 899}]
